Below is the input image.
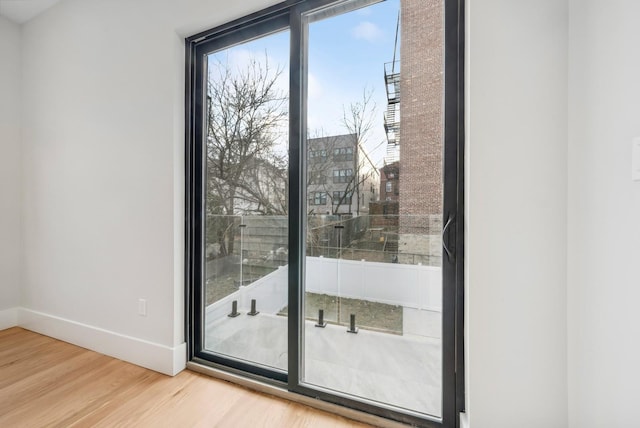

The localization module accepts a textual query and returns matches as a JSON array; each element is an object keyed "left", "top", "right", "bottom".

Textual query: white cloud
[{"left": 351, "top": 21, "right": 383, "bottom": 42}]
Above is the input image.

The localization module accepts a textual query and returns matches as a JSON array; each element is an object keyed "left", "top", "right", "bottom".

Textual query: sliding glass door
[
  {"left": 300, "top": 0, "right": 443, "bottom": 417},
  {"left": 202, "top": 28, "right": 290, "bottom": 376},
  {"left": 187, "top": 0, "right": 463, "bottom": 426}
]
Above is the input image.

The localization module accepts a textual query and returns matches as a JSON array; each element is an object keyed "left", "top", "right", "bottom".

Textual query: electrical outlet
[{"left": 138, "top": 299, "right": 147, "bottom": 317}]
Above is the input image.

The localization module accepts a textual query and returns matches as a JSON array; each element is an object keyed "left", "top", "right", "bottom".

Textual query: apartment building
[{"left": 307, "top": 133, "right": 379, "bottom": 216}]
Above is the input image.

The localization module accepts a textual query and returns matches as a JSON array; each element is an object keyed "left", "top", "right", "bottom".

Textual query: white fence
[
  {"left": 205, "top": 266, "right": 288, "bottom": 322},
  {"left": 205, "top": 257, "right": 442, "bottom": 321},
  {"left": 306, "top": 257, "right": 441, "bottom": 311}
]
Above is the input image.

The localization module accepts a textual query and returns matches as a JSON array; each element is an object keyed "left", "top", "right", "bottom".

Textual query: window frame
[
  {"left": 332, "top": 168, "right": 353, "bottom": 183},
  {"left": 309, "top": 149, "right": 328, "bottom": 161},
  {"left": 308, "top": 172, "right": 327, "bottom": 184},
  {"left": 185, "top": 0, "right": 465, "bottom": 426},
  {"left": 333, "top": 146, "right": 354, "bottom": 161},
  {"left": 332, "top": 190, "right": 352, "bottom": 205},
  {"left": 310, "top": 191, "right": 327, "bottom": 205}
]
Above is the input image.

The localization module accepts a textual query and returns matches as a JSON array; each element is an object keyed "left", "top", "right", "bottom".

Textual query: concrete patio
[{"left": 205, "top": 311, "right": 442, "bottom": 417}]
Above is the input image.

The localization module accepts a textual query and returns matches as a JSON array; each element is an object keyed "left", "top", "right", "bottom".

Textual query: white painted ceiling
[{"left": 0, "top": 0, "right": 61, "bottom": 24}]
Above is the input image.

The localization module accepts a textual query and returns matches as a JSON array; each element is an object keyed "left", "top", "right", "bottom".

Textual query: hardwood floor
[{"left": 0, "top": 328, "right": 371, "bottom": 427}]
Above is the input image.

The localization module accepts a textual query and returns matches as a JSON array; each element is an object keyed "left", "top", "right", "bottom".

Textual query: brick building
[
  {"left": 386, "top": 0, "right": 444, "bottom": 265},
  {"left": 380, "top": 161, "right": 400, "bottom": 202}
]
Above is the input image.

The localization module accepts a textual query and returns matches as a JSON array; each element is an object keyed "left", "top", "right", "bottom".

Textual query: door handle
[{"left": 442, "top": 215, "right": 455, "bottom": 260}]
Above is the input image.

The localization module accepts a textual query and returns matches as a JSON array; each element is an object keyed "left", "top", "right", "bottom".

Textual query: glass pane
[
  {"left": 302, "top": 0, "right": 444, "bottom": 417},
  {"left": 203, "top": 30, "right": 289, "bottom": 372}
]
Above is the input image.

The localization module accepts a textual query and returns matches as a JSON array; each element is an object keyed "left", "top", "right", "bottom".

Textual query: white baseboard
[
  {"left": 18, "top": 308, "right": 186, "bottom": 376},
  {"left": 0, "top": 307, "right": 19, "bottom": 330}
]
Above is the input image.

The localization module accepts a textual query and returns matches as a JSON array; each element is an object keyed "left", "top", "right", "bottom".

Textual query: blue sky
[{"left": 208, "top": 0, "right": 400, "bottom": 167}]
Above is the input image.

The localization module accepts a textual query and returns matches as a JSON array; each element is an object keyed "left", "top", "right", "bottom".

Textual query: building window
[
  {"left": 308, "top": 173, "right": 327, "bottom": 185},
  {"left": 386, "top": 181, "right": 393, "bottom": 193},
  {"left": 332, "top": 191, "right": 352, "bottom": 205},
  {"left": 309, "top": 149, "right": 327, "bottom": 162},
  {"left": 332, "top": 168, "right": 353, "bottom": 183},
  {"left": 333, "top": 147, "right": 353, "bottom": 161},
  {"left": 310, "top": 192, "right": 327, "bottom": 205}
]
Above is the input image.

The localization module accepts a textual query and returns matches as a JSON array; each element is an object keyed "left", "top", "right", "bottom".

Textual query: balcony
[
  {"left": 384, "top": 61, "right": 401, "bottom": 104},
  {"left": 203, "top": 214, "right": 443, "bottom": 417}
]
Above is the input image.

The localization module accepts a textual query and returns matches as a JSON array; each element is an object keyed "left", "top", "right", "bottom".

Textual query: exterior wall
[
  {"left": 369, "top": 201, "right": 399, "bottom": 227},
  {"left": 358, "top": 158, "right": 379, "bottom": 214},
  {"left": 307, "top": 134, "right": 358, "bottom": 215},
  {"left": 397, "top": 0, "right": 444, "bottom": 265},
  {"left": 379, "top": 161, "right": 399, "bottom": 202},
  {"left": 398, "top": 0, "right": 443, "bottom": 219}
]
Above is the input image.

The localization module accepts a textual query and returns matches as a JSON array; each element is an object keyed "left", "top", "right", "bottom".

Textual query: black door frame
[{"left": 185, "top": 1, "right": 465, "bottom": 426}]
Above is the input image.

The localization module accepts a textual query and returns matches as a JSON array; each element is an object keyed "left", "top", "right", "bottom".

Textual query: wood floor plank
[
  {"left": 43, "top": 360, "right": 153, "bottom": 428},
  {"left": 0, "top": 339, "right": 86, "bottom": 389},
  {"left": 0, "top": 328, "right": 54, "bottom": 356},
  {"left": 0, "top": 328, "right": 373, "bottom": 427},
  {"left": 0, "top": 351, "right": 113, "bottom": 423},
  {"left": 0, "top": 327, "right": 29, "bottom": 340}
]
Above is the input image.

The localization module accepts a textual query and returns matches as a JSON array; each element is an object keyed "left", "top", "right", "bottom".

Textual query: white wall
[
  {"left": 0, "top": 15, "right": 22, "bottom": 326},
  {"left": 466, "top": 1, "right": 569, "bottom": 427},
  {"left": 18, "top": 0, "right": 279, "bottom": 373},
  {"left": 567, "top": 1, "right": 640, "bottom": 427},
  {"left": 20, "top": 0, "right": 180, "bottom": 365}
]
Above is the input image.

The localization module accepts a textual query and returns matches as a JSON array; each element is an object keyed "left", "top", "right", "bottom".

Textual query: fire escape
[
  {"left": 383, "top": 60, "right": 400, "bottom": 169},
  {"left": 381, "top": 11, "right": 401, "bottom": 201},
  {"left": 383, "top": 13, "right": 401, "bottom": 167}
]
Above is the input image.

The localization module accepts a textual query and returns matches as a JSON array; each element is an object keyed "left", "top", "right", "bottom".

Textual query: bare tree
[
  {"left": 235, "top": 155, "right": 288, "bottom": 215},
  {"left": 305, "top": 89, "right": 379, "bottom": 217},
  {"left": 341, "top": 87, "right": 378, "bottom": 216},
  {"left": 205, "top": 56, "right": 288, "bottom": 256},
  {"left": 306, "top": 132, "right": 343, "bottom": 215}
]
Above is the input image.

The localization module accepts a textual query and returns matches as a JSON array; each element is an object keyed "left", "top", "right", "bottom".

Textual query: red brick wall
[
  {"left": 379, "top": 162, "right": 400, "bottom": 202},
  {"left": 369, "top": 201, "right": 399, "bottom": 228},
  {"left": 398, "top": 0, "right": 443, "bottom": 228}
]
